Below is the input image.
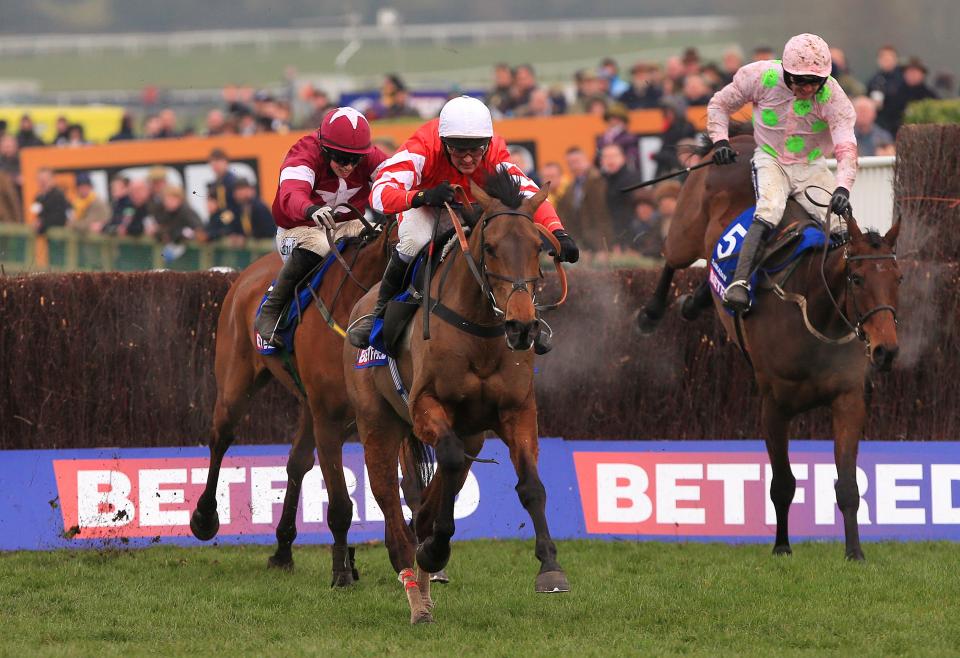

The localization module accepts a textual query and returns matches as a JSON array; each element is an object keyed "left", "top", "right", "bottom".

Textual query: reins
[{"left": 311, "top": 202, "right": 378, "bottom": 293}]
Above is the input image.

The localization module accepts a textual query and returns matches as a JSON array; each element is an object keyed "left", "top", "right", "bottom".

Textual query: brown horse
[
  {"left": 343, "top": 170, "right": 569, "bottom": 624},
  {"left": 190, "top": 218, "right": 400, "bottom": 585},
  {"left": 642, "top": 135, "right": 903, "bottom": 559}
]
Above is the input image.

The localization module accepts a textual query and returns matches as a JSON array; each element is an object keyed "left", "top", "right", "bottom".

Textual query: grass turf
[{"left": 2, "top": 539, "right": 958, "bottom": 657}]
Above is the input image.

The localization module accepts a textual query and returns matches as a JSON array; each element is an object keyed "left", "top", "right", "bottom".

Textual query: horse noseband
[{"left": 844, "top": 251, "right": 899, "bottom": 341}]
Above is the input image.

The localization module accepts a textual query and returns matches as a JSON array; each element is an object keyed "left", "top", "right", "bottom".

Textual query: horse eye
[
  {"left": 897, "top": 274, "right": 904, "bottom": 284},
  {"left": 483, "top": 244, "right": 495, "bottom": 257},
  {"left": 851, "top": 274, "right": 864, "bottom": 286}
]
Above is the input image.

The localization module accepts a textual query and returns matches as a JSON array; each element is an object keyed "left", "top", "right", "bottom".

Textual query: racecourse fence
[{"left": 1, "top": 263, "right": 957, "bottom": 450}]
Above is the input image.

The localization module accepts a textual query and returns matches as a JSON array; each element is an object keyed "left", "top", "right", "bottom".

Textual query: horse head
[
  {"left": 845, "top": 214, "right": 902, "bottom": 371},
  {"left": 469, "top": 175, "right": 550, "bottom": 351}
]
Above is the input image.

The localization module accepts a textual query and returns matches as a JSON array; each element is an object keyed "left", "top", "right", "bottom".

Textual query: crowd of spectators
[{"left": 0, "top": 41, "right": 954, "bottom": 264}]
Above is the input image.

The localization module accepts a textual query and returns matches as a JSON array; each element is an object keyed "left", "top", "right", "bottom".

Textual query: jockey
[
  {"left": 707, "top": 33, "right": 857, "bottom": 313},
  {"left": 255, "top": 107, "right": 388, "bottom": 348},
  {"left": 347, "top": 95, "right": 579, "bottom": 352}
]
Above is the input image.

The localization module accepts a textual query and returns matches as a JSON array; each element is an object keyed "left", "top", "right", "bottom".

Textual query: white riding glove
[{"left": 305, "top": 204, "right": 337, "bottom": 231}]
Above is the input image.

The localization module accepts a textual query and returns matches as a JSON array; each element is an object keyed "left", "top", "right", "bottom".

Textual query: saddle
[
  {"left": 369, "top": 228, "right": 457, "bottom": 358},
  {"left": 255, "top": 238, "right": 356, "bottom": 355}
]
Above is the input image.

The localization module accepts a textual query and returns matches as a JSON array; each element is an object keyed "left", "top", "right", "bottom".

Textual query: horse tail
[
  {"left": 688, "top": 120, "right": 756, "bottom": 157},
  {"left": 405, "top": 433, "right": 435, "bottom": 491}
]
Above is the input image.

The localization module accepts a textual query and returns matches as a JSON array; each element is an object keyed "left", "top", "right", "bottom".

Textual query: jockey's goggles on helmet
[
  {"left": 323, "top": 147, "right": 364, "bottom": 166},
  {"left": 783, "top": 71, "right": 826, "bottom": 89},
  {"left": 442, "top": 137, "right": 491, "bottom": 158}
]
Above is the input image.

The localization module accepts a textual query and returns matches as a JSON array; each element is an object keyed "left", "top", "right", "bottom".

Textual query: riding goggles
[
  {"left": 323, "top": 147, "right": 364, "bottom": 166},
  {"left": 784, "top": 72, "right": 826, "bottom": 88},
  {"left": 443, "top": 138, "right": 491, "bottom": 158}
]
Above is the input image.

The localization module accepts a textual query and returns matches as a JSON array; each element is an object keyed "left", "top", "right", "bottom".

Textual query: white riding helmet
[{"left": 439, "top": 96, "right": 494, "bottom": 140}]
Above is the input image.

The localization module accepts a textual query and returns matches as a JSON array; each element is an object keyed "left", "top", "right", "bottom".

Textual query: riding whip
[{"left": 620, "top": 160, "right": 713, "bottom": 193}]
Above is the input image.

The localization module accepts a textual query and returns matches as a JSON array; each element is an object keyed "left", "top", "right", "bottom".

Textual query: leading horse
[
  {"left": 190, "top": 217, "right": 404, "bottom": 585},
  {"left": 343, "top": 170, "right": 569, "bottom": 624},
  {"left": 642, "top": 135, "right": 902, "bottom": 559}
]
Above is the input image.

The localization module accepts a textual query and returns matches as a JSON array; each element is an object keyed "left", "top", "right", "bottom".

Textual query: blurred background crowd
[{"left": 0, "top": 38, "right": 952, "bottom": 265}]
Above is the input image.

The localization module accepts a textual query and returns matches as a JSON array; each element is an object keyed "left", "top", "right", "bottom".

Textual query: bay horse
[
  {"left": 190, "top": 215, "right": 408, "bottom": 585},
  {"left": 343, "top": 170, "right": 569, "bottom": 624},
  {"left": 642, "top": 134, "right": 903, "bottom": 559}
]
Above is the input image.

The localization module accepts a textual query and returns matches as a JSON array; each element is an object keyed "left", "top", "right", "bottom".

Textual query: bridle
[{"left": 444, "top": 189, "right": 567, "bottom": 320}]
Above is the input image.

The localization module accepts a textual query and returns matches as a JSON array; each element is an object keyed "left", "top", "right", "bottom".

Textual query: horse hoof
[
  {"left": 430, "top": 569, "right": 450, "bottom": 584},
  {"left": 330, "top": 570, "right": 355, "bottom": 588},
  {"left": 410, "top": 609, "right": 434, "bottom": 625},
  {"left": 267, "top": 554, "right": 294, "bottom": 570},
  {"left": 772, "top": 544, "right": 793, "bottom": 556},
  {"left": 535, "top": 570, "right": 570, "bottom": 593},
  {"left": 636, "top": 308, "right": 662, "bottom": 335},
  {"left": 678, "top": 294, "right": 703, "bottom": 321},
  {"left": 416, "top": 541, "right": 450, "bottom": 574},
  {"left": 189, "top": 508, "right": 220, "bottom": 541}
]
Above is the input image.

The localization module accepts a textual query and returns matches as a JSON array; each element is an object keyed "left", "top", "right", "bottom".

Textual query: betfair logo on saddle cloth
[{"left": 355, "top": 346, "right": 388, "bottom": 369}]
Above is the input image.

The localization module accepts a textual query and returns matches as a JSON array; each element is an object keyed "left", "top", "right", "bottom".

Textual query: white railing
[
  {"left": 827, "top": 156, "right": 896, "bottom": 233},
  {"left": 0, "top": 16, "right": 736, "bottom": 57}
]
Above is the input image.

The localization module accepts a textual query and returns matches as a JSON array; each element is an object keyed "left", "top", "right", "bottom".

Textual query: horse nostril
[{"left": 505, "top": 320, "right": 524, "bottom": 338}]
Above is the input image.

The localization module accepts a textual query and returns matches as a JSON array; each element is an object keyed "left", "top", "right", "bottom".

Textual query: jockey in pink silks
[{"left": 707, "top": 33, "right": 858, "bottom": 313}]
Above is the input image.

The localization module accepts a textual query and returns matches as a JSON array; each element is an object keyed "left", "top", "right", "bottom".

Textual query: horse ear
[
  {"left": 469, "top": 179, "right": 493, "bottom": 210},
  {"left": 883, "top": 217, "right": 901, "bottom": 247},
  {"left": 846, "top": 213, "right": 863, "bottom": 240},
  {"left": 527, "top": 182, "right": 550, "bottom": 213}
]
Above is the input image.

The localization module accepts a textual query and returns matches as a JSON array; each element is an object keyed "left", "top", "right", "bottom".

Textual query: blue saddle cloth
[
  {"left": 255, "top": 241, "right": 348, "bottom": 355},
  {"left": 708, "top": 206, "right": 832, "bottom": 315},
  {"left": 367, "top": 253, "right": 426, "bottom": 357}
]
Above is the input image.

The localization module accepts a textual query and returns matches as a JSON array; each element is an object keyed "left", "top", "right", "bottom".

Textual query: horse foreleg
[
  {"left": 679, "top": 278, "right": 713, "bottom": 322},
  {"left": 268, "top": 407, "right": 315, "bottom": 571},
  {"left": 411, "top": 395, "right": 462, "bottom": 575},
  {"left": 761, "top": 396, "right": 796, "bottom": 556},
  {"left": 313, "top": 416, "right": 356, "bottom": 586},
  {"left": 498, "top": 405, "right": 568, "bottom": 593},
  {"left": 364, "top": 421, "right": 431, "bottom": 624},
  {"left": 191, "top": 367, "right": 268, "bottom": 541},
  {"left": 637, "top": 265, "right": 675, "bottom": 334},
  {"left": 832, "top": 391, "right": 867, "bottom": 561}
]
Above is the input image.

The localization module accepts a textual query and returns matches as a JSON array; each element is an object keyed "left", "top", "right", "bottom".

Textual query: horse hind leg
[
  {"left": 637, "top": 265, "right": 675, "bottom": 334},
  {"left": 267, "top": 406, "right": 315, "bottom": 570},
  {"left": 678, "top": 278, "right": 713, "bottom": 322},
  {"left": 191, "top": 364, "right": 269, "bottom": 541},
  {"left": 762, "top": 396, "right": 796, "bottom": 556}
]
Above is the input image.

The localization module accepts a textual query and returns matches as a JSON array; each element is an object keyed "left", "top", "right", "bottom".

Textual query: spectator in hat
[
  {"left": 68, "top": 172, "right": 110, "bottom": 233},
  {"left": 852, "top": 96, "right": 895, "bottom": 156},
  {"left": 621, "top": 62, "right": 663, "bottom": 110},
  {"left": 630, "top": 190, "right": 662, "bottom": 259},
  {"left": 31, "top": 168, "right": 70, "bottom": 235},
  {"left": 208, "top": 148, "right": 241, "bottom": 219},
  {"left": 883, "top": 57, "right": 938, "bottom": 135},
  {"left": 595, "top": 102, "right": 639, "bottom": 170},
  {"left": 652, "top": 97, "right": 697, "bottom": 176}
]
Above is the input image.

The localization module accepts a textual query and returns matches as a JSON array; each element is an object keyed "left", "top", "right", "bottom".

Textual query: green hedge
[{"left": 903, "top": 98, "right": 960, "bottom": 125}]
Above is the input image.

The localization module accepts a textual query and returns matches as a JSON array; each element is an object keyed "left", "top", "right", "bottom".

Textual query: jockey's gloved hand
[
  {"left": 305, "top": 204, "right": 337, "bottom": 230},
  {"left": 412, "top": 182, "right": 455, "bottom": 208},
  {"left": 829, "top": 187, "right": 851, "bottom": 217},
  {"left": 551, "top": 230, "right": 580, "bottom": 264},
  {"left": 712, "top": 139, "right": 737, "bottom": 166}
]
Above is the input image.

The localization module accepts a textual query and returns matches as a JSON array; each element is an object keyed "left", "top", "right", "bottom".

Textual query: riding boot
[
  {"left": 255, "top": 247, "right": 323, "bottom": 349},
  {"left": 347, "top": 249, "right": 408, "bottom": 349},
  {"left": 723, "top": 219, "right": 771, "bottom": 314}
]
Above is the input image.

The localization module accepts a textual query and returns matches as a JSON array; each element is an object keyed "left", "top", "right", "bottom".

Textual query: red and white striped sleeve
[
  {"left": 275, "top": 136, "right": 320, "bottom": 221},
  {"left": 494, "top": 149, "right": 564, "bottom": 233},
  {"left": 370, "top": 149, "right": 426, "bottom": 215}
]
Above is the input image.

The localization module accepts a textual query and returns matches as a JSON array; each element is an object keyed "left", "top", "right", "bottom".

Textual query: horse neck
[
  {"left": 799, "top": 246, "right": 851, "bottom": 335},
  {"left": 439, "top": 230, "right": 501, "bottom": 328}
]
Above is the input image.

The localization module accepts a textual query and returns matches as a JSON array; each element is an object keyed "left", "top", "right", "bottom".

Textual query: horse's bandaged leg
[
  {"left": 416, "top": 565, "right": 434, "bottom": 610},
  {"left": 751, "top": 148, "right": 790, "bottom": 228},
  {"left": 398, "top": 567, "right": 433, "bottom": 624}
]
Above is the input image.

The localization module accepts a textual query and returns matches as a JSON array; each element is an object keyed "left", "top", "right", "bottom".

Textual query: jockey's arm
[
  {"left": 707, "top": 66, "right": 752, "bottom": 143},
  {"left": 492, "top": 155, "right": 564, "bottom": 233},
  {"left": 275, "top": 171, "right": 315, "bottom": 221},
  {"left": 823, "top": 93, "right": 859, "bottom": 191},
  {"left": 370, "top": 156, "right": 423, "bottom": 215}
]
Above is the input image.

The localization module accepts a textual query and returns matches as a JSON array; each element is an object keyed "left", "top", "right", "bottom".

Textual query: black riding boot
[
  {"left": 255, "top": 247, "right": 323, "bottom": 349},
  {"left": 722, "top": 219, "right": 771, "bottom": 314},
  {"left": 347, "top": 249, "right": 408, "bottom": 349}
]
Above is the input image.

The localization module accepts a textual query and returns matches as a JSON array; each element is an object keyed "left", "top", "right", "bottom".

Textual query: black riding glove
[
  {"left": 829, "top": 186, "right": 851, "bottom": 217},
  {"left": 712, "top": 139, "right": 737, "bottom": 166},
  {"left": 411, "top": 181, "right": 455, "bottom": 208},
  {"left": 551, "top": 230, "right": 580, "bottom": 264}
]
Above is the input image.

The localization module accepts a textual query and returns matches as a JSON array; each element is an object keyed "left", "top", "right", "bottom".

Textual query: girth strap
[{"left": 431, "top": 302, "right": 506, "bottom": 338}]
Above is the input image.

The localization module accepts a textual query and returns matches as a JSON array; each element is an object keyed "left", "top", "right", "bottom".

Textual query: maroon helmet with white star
[{"left": 319, "top": 107, "right": 372, "bottom": 154}]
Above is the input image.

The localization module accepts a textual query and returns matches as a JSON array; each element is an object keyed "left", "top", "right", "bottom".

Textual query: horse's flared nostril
[{"left": 872, "top": 345, "right": 899, "bottom": 371}]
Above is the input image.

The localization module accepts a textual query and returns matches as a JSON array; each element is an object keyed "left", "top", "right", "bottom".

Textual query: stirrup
[
  {"left": 722, "top": 279, "right": 751, "bottom": 302},
  {"left": 346, "top": 313, "right": 377, "bottom": 349}
]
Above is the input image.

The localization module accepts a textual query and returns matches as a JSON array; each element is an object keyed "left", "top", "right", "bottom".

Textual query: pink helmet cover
[{"left": 782, "top": 33, "right": 832, "bottom": 77}]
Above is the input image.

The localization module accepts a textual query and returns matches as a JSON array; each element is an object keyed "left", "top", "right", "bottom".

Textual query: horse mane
[
  {"left": 483, "top": 168, "right": 525, "bottom": 209},
  {"left": 688, "top": 120, "right": 755, "bottom": 157},
  {"left": 862, "top": 230, "right": 884, "bottom": 249}
]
